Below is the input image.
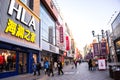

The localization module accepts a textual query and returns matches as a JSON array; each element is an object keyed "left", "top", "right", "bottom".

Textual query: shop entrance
[{"left": 18, "top": 52, "right": 27, "bottom": 74}]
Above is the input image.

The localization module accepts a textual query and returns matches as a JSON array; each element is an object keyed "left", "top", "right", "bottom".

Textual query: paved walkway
[
  {"left": 41, "top": 62, "right": 114, "bottom": 80},
  {"left": 0, "top": 63, "right": 73, "bottom": 80},
  {"left": 0, "top": 62, "right": 114, "bottom": 80}
]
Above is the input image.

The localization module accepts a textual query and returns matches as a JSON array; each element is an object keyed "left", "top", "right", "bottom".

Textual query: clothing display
[{"left": 0, "top": 55, "right": 5, "bottom": 65}]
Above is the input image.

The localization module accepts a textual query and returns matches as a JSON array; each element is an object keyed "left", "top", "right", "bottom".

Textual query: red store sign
[{"left": 66, "top": 36, "right": 70, "bottom": 50}]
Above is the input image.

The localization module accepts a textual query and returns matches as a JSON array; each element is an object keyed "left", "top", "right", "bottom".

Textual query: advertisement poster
[
  {"left": 98, "top": 59, "right": 106, "bottom": 70},
  {"left": 101, "top": 42, "right": 107, "bottom": 56}
]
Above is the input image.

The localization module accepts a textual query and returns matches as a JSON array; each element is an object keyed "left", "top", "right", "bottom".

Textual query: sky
[{"left": 55, "top": 0, "right": 120, "bottom": 50}]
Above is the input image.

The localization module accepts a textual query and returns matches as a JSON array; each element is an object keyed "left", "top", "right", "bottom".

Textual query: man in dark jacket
[
  {"left": 49, "top": 61, "right": 54, "bottom": 76},
  {"left": 36, "top": 62, "right": 41, "bottom": 75},
  {"left": 57, "top": 60, "right": 64, "bottom": 75},
  {"left": 88, "top": 59, "right": 92, "bottom": 71}
]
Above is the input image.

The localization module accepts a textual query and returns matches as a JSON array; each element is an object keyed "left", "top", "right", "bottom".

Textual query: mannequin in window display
[
  {"left": 0, "top": 54, "right": 4, "bottom": 72},
  {"left": 2, "top": 54, "right": 6, "bottom": 72},
  {"left": 12, "top": 54, "right": 16, "bottom": 69},
  {"left": 0, "top": 54, "right": 5, "bottom": 72},
  {"left": 19, "top": 62, "right": 23, "bottom": 74}
]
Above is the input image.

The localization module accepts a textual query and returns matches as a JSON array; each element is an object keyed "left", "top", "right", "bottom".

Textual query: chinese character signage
[
  {"left": 59, "top": 26, "right": 64, "bottom": 43},
  {"left": 5, "top": 19, "right": 36, "bottom": 42},
  {"left": 66, "top": 36, "right": 70, "bottom": 50}
]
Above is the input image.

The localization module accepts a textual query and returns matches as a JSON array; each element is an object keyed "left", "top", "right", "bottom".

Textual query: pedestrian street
[{"left": 38, "top": 62, "right": 113, "bottom": 80}]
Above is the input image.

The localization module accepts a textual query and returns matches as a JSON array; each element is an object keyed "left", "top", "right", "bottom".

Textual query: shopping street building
[
  {"left": 0, "top": 0, "right": 41, "bottom": 78},
  {"left": 0, "top": 0, "right": 75, "bottom": 78},
  {"left": 111, "top": 12, "right": 120, "bottom": 62}
]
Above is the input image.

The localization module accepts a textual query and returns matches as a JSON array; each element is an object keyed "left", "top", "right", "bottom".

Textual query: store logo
[
  {"left": 4, "top": 0, "right": 36, "bottom": 43},
  {"left": 8, "top": 0, "right": 36, "bottom": 31}
]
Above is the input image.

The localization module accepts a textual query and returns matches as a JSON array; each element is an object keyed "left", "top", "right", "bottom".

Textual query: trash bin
[
  {"left": 109, "top": 65, "right": 115, "bottom": 78},
  {"left": 113, "top": 69, "right": 120, "bottom": 80},
  {"left": 109, "top": 65, "right": 113, "bottom": 78}
]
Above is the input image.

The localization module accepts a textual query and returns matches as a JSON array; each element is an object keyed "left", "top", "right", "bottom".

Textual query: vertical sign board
[
  {"left": 59, "top": 26, "right": 64, "bottom": 43},
  {"left": 93, "top": 43, "right": 99, "bottom": 56},
  {"left": 101, "top": 42, "right": 107, "bottom": 56},
  {"left": 66, "top": 36, "right": 70, "bottom": 50},
  {"left": 98, "top": 59, "right": 106, "bottom": 70}
]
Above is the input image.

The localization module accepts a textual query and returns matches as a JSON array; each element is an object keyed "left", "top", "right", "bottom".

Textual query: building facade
[
  {"left": 40, "top": 0, "right": 60, "bottom": 63},
  {"left": 111, "top": 12, "right": 120, "bottom": 62},
  {"left": 0, "top": 0, "right": 41, "bottom": 78},
  {"left": 0, "top": 0, "right": 75, "bottom": 78}
]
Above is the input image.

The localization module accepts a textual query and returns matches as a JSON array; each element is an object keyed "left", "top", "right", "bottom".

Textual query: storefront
[
  {"left": 0, "top": 0, "right": 41, "bottom": 78},
  {"left": 41, "top": 40, "right": 59, "bottom": 62},
  {"left": 0, "top": 42, "right": 40, "bottom": 78},
  {"left": 114, "top": 38, "right": 120, "bottom": 62},
  {"left": 40, "top": 1, "right": 59, "bottom": 63},
  {"left": 112, "top": 12, "right": 120, "bottom": 62}
]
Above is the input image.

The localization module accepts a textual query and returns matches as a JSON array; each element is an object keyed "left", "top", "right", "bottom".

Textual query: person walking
[
  {"left": 54, "top": 61, "right": 57, "bottom": 70},
  {"left": 41, "top": 58, "right": 44, "bottom": 70},
  {"left": 49, "top": 61, "right": 54, "bottom": 76},
  {"left": 74, "top": 60, "right": 77, "bottom": 68},
  {"left": 36, "top": 62, "right": 41, "bottom": 75},
  {"left": 32, "top": 62, "right": 37, "bottom": 76},
  {"left": 92, "top": 59, "right": 96, "bottom": 71},
  {"left": 57, "top": 60, "right": 64, "bottom": 75},
  {"left": 44, "top": 59, "right": 49, "bottom": 75},
  {"left": 88, "top": 59, "right": 92, "bottom": 71}
]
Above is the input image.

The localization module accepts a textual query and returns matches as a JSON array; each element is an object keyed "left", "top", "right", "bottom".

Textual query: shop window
[
  {"left": 116, "top": 40, "right": 120, "bottom": 48},
  {"left": 0, "top": 49, "right": 16, "bottom": 73},
  {"left": 29, "top": 0, "right": 34, "bottom": 10}
]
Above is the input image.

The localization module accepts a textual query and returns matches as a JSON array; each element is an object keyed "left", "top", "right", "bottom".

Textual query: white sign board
[{"left": 98, "top": 59, "right": 106, "bottom": 70}]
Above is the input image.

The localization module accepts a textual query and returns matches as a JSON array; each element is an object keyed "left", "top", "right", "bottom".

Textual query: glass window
[
  {"left": 116, "top": 40, "right": 120, "bottom": 48},
  {"left": 20, "top": 0, "right": 27, "bottom": 5},
  {"left": 0, "top": 49, "right": 16, "bottom": 73},
  {"left": 40, "top": 3, "right": 56, "bottom": 45},
  {"left": 20, "top": 0, "right": 33, "bottom": 10},
  {"left": 112, "top": 13, "right": 120, "bottom": 29}
]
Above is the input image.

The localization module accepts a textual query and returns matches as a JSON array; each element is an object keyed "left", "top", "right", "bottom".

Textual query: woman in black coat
[
  {"left": 88, "top": 59, "right": 92, "bottom": 71},
  {"left": 57, "top": 60, "right": 64, "bottom": 75}
]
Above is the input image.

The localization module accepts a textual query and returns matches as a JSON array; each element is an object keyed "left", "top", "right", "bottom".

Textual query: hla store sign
[{"left": 5, "top": 0, "right": 36, "bottom": 43}]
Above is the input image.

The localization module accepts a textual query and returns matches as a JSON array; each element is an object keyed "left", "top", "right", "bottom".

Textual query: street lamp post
[
  {"left": 92, "top": 30, "right": 109, "bottom": 58},
  {"left": 92, "top": 30, "right": 102, "bottom": 58},
  {"left": 102, "top": 30, "right": 111, "bottom": 62}
]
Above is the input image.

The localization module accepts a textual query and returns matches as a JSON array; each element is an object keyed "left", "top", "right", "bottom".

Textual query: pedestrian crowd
[
  {"left": 88, "top": 59, "right": 98, "bottom": 71},
  {"left": 32, "top": 57, "right": 64, "bottom": 77}
]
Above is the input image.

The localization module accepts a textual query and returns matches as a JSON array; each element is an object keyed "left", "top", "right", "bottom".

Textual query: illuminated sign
[
  {"left": 5, "top": 19, "right": 36, "bottom": 42},
  {"left": 4, "top": 0, "right": 36, "bottom": 43}
]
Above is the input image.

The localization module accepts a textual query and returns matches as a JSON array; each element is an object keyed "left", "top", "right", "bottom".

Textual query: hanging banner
[
  {"left": 66, "top": 36, "right": 70, "bottom": 50},
  {"left": 59, "top": 26, "right": 64, "bottom": 43},
  {"left": 101, "top": 42, "right": 107, "bottom": 56},
  {"left": 90, "top": 52, "right": 93, "bottom": 59},
  {"left": 93, "top": 43, "right": 99, "bottom": 56}
]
